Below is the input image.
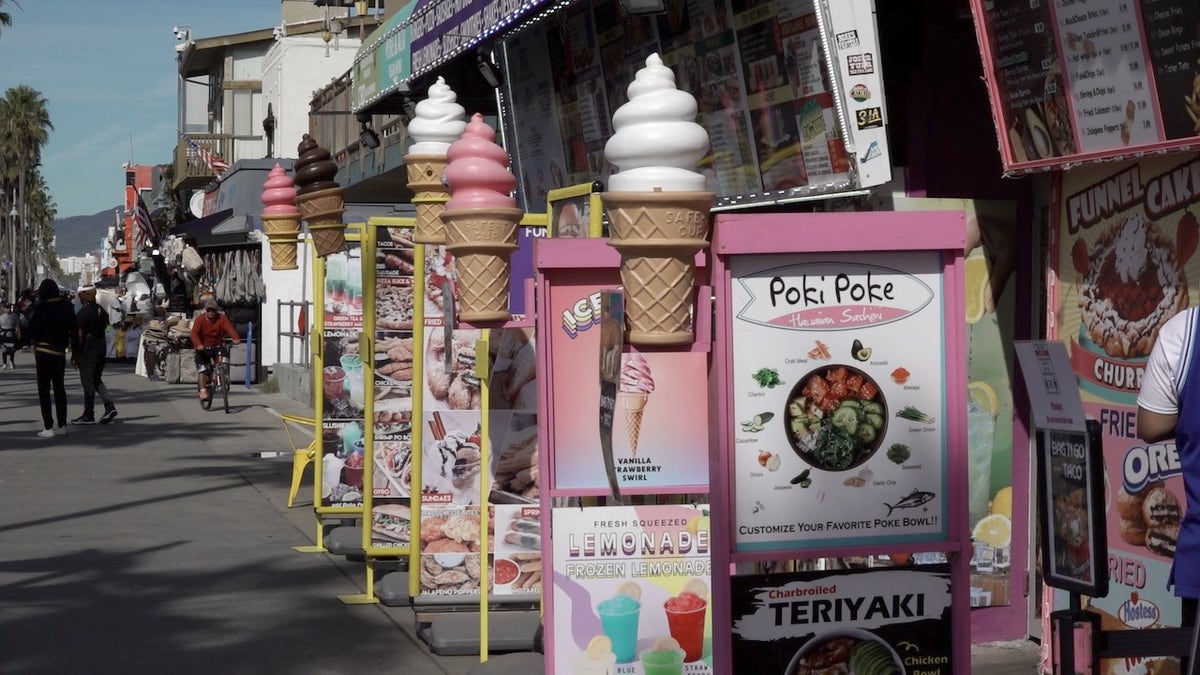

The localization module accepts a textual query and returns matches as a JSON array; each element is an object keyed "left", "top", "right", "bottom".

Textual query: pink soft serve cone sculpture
[
  {"left": 261, "top": 163, "right": 302, "bottom": 270},
  {"left": 441, "top": 113, "right": 523, "bottom": 323}
]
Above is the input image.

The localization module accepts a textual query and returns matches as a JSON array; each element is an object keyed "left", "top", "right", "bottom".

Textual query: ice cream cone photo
[{"left": 619, "top": 352, "right": 655, "bottom": 455}]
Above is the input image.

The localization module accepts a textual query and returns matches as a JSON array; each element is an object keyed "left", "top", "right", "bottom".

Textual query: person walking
[
  {"left": 107, "top": 287, "right": 126, "bottom": 329},
  {"left": 72, "top": 285, "right": 118, "bottom": 425},
  {"left": 22, "top": 279, "right": 79, "bottom": 437},
  {"left": 0, "top": 303, "right": 19, "bottom": 369}
]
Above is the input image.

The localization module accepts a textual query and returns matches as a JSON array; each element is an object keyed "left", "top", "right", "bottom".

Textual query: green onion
[{"left": 896, "top": 406, "right": 935, "bottom": 424}]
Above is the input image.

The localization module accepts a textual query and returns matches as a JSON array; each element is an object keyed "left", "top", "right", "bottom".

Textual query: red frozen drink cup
[{"left": 663, "top": 591, "right": 706, "bottom": 662}]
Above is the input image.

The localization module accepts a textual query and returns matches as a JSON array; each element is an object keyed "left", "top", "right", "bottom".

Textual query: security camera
[{"left": 172, "top": 25, "right": 190, "bottom": 41}]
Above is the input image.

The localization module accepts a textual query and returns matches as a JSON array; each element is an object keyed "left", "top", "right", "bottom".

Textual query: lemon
[
  {"left": 969, "top": 381, "right": 999, "bottom": 415},
  {"left": 972, "top": 513, "right": 1012, "bottom": 547},
  {"left": 965, "top": 254, "right": 989, "bottom": 324},
  {"left": 687, "top": 515, "right": 709, "bottom": 537},
  {"left": 990, "top": 486, "right": 1013, "bottom": 518}
]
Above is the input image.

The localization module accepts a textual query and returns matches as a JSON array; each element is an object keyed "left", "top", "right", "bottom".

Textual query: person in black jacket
[
  {"left": 71, "top": 285, "right": 117, "bottom": 425},
  {"left": 23, "top": 279, "right": 79, "bottom": 437}
]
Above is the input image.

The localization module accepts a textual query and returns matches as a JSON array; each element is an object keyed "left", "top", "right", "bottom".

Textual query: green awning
[{"left": 352, "top": 1, "right": 419, "bottom": 113}]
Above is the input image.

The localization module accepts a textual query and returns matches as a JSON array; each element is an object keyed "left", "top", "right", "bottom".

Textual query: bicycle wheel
[{"left": 221, "top": 362, "right": 230, "bottom": 414}]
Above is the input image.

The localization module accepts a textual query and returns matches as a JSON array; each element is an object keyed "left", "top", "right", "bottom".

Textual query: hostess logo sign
[
  {"left": 1117, "top": 592, "right": 1160, "bottom": 629},
  {"left": 735, "top": 261, "right": 933, "bottom": 331}
]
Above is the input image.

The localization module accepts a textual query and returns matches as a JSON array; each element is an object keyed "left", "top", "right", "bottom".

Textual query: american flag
[
  {"left": 183, "top": 135, "right": 230, "bottom": 174},
  {"left": 132, "top": 195, "right": 157, "bottom": 251}
]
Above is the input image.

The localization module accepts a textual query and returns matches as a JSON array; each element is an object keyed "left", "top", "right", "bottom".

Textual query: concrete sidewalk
[
  {"left": 0, "top": 360, "right": 1040, "bottom": 673},
  {"left": 0, "top": 361, "right": 481, "bottom": 674}
]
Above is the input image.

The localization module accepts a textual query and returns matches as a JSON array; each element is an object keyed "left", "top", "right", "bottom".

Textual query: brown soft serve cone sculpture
[
  {"left": 603, "top": 54, "right": 715, "bottom": 346},
  {"left": 260, "top": 163, "right": 302, "bottom": 270},
  {"left": 294, "top": 134, "right": 345, "bottom": 257},
  {"left": 441, "top": 113, "right": 523, "bottom": 323},
  {"left": 405, "top": 77, "right": 467, "bottom": 245}
]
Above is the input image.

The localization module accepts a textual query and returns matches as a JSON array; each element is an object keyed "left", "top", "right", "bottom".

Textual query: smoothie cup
[
  {"left": 596, "top": 594, "right": 641, "bottom": 663},
  {"left": 640, "top": 647, "right": 685, "bottom": 675},
  {"left": 664, "top": 593, "right": 707, "bottom": 662}
]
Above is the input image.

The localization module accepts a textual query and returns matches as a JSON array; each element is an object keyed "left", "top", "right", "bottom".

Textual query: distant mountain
[{"left": 53, "top": 208, "right": 120, "bottom": 258}]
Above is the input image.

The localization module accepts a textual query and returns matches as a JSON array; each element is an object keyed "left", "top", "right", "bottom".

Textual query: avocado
[{"left": 854, "top": 346, "right": 872, "bottom": 361}]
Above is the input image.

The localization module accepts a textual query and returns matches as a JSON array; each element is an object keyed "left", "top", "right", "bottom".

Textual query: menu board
[
  {"left": 320, "top": 242, "right": 367, "bottom": 510},
  {"left": 974, "top": 0, "right": 1200, "bottom": 170},
  {"left": 369, "top": 225, "right": 416, "bottom": 551},
  {"left": 505, "top": 0, "right": 888, "bottom": 211},
  {"left": 1036, "top": 421, "right": 1108, "bottom": 597},
  {"left": 730, "top": 566, "right": 954, "bottom": 673},
  {"left": 728, "top": 251, "right": 948, "bottom": 553}
]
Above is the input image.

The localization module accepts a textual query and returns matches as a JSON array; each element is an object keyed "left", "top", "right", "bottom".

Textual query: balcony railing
[{"left": 172, "top": 134, "right": 233, "bottom": 191}]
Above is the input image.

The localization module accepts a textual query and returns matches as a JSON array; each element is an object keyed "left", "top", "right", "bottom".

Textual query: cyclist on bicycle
[{"left": 190, "top": 298, "right": 240, "bottom": 400}]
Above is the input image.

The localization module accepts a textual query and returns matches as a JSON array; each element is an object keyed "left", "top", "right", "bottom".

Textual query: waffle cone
[
  {"left": 296, "top": 186, "right": 345, "bottom": 224},
  {"left": 442, "top": 206, "right": 523, "bottom": 322},
  {"left": 262, "top": 214, "right": 301, "bottom": 236},
  {"left": 307, "top": 221, "right": 347, "bottom": 257},
  {"left": 602, "top": 190, "right": 714, "bottom": 244},
  {"left": 406, "top": 155, "right": 451, "bottom": 244},
  {"left": 266, "top": 235, "right": 299, "bottom": 270},
  {"left": 405, "top": 155, "right": 449, "bottom": 197},
  {"left": 620, "top": 393, "right": 648, "bottom": 455}
]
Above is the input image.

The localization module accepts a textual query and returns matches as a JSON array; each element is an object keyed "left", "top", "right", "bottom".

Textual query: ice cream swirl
[
  {"left": 604, "top": 53, "right": 710, "bottom": 192},
  {"left": 408, "top": 77, "right": 468, "bottom": 156},
  {"left": 294, "top": 134, "right": 339, "bottom": 194},
  {"left": 443, "top": 113, "right": 517, "bottom": 210}
]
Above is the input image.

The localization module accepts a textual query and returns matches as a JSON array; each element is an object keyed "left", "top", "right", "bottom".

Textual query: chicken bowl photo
[
  {"left": 786, "top": 629, "right": 903, "bottom": 675},
  {"left": 784, "top": 365, "right": 887, "bottom": 472}
]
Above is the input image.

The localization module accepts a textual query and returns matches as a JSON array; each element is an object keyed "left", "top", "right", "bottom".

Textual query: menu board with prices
[
  {"left": 974, "top": 0, "right": 1200, "bottom": 170},
  {"left": 320, "top": 241, "right": 367, "bottom": 510}
]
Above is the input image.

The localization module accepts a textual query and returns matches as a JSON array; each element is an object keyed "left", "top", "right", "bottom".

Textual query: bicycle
[{"left": 198, "top": 340, "right": 234, "bottom": 414}]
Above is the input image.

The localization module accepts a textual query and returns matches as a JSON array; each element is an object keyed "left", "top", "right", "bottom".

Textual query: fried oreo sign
[{"left": 736, "top": 261, "right": 934, "bottom": 330}]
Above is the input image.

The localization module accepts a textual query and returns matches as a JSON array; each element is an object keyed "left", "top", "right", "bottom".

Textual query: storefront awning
[
  {"left": 404, "top": 0, "right": 555, "bottom": 82},
  {"left": 352, "top": 1, "right": 421, "bottom": 113},
  {"left": 171, "top": 208, "right": 241, "bottom": 248}
]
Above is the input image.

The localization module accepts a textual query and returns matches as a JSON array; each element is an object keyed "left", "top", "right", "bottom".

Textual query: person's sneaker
[
  {"left": 37, "top": 428, "right": 55, "bottom": 438},
  {"left": 99, "top": 409, "right": 118, "bottom": 424},
  {"left": 71, "top": 415, "right": 96, "bottom": 425},
  {"left": 54, "top": 426, "right": 68, "bottom": 436}
]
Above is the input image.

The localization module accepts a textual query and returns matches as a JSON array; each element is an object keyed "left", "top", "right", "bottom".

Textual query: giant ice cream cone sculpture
[
  {"left": 619, "top": 352, "right": 655, "bottom": 455},
  {"left": 294, "top": 134, "right": 345, "bottom": 257},
  {"left": 260, "top": 163, "right": 302, "bottom": 270},
  {"left": 602, "top": 54, "right": 715, "bottom": 346},
  {"left": 405, "top": 77, "right": 467, "bottom": 245},
  {"left": 441, "top": 113, "right": 523, "bottom": 323}
]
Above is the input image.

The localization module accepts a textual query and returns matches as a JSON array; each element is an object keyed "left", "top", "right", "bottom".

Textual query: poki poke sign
[
  {"left": 729, "top": 251, "right": 949, "bottom": 552},
  {"left": 735, "top": 261, "right": 935, "bottom": 330}
]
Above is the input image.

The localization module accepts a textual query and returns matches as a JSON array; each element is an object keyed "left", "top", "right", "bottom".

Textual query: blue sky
[{"left": 0, "top": 1, "right": 282, "bottom": 218}]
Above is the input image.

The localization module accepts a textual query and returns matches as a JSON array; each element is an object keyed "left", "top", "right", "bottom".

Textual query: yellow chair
[{"left": 279, "top": 413, "right": 317, "bottom": 508}]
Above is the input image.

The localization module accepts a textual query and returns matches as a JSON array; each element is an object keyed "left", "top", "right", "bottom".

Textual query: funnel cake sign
[
  {"left": 735, "top": 261, "right": 935, "bottom": 330},
  {"left": 1053, "top": 155, "right": 1200, "bottom": 403}
]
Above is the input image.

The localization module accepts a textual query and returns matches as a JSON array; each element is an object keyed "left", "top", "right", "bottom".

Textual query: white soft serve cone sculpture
[
  {"left": 405, "top": 77, "right": 467, "bottom": 245},
  {"left": 603, "top": 53, "right": 714, "bottom": 346}
]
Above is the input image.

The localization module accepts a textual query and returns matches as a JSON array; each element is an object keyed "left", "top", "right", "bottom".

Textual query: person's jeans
[
  {"left": 34, "top": 351, "right": 67, "bottom": 429},
  {"left": 79, "top": 346, "right": 114, "bottom": 418}
]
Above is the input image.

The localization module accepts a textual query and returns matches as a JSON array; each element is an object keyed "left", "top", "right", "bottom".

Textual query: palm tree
[
  {"left": 0, "top": 1, "right": 20, "bottom": 38},
  {"left": 0, "top": 84, "right": 52, "bottom": 295}
]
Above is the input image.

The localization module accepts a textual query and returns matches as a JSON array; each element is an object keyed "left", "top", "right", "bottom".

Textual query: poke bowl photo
[{"left": 785, "top": 365, "right": 887, "bottom": 472}]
